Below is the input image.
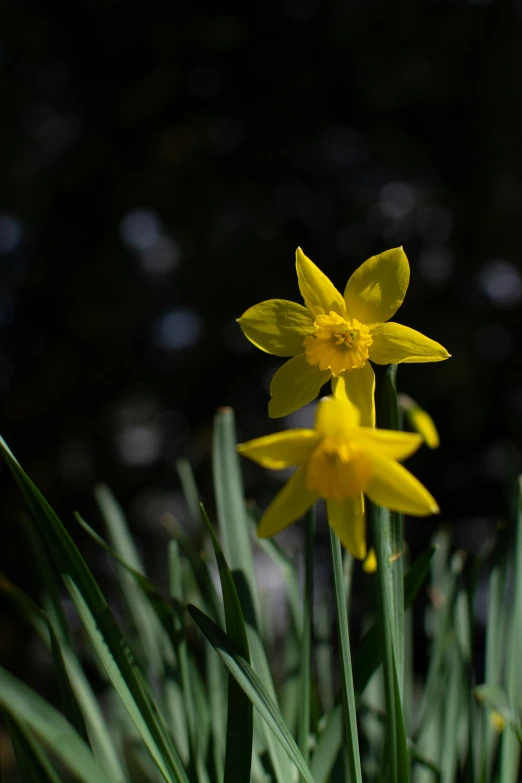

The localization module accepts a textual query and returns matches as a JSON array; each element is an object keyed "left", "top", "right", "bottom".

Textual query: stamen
[{"left": 303, "top": 311, "right": 373, "bottom": 376}]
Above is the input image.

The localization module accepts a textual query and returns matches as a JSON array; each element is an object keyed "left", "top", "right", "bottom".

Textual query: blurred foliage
[{"left": 2, "top": 1, "right": 522, "bottom": 672}]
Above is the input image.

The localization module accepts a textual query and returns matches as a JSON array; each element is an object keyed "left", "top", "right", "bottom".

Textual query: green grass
[{"left": 0, "top": 405, "right": 521, "bottom": 783}]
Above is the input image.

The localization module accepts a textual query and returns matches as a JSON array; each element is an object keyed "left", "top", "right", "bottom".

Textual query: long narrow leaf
[
  {"left": 3, "top": 713, "right": 64, "bottom": 783},
  {"left": 298, "top": 508, "right": 315, "bottom": 768},
  {"left": 188, "top": 604, "right": 315, "bottom": 783},
  {"left": 0, "top": 667, "right": 113, "bottom": 783},
  {"left": 200, "top": 505, "right": 253, "bottom": 783},
  {"left": 329, "top": 529, "right": 362, "bottom": 783},
  {"left": 0, "top": 438, "right": 189, "bottom": 783}
]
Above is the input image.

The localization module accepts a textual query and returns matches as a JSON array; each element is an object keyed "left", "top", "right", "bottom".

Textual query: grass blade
[
  {"left": 94, "top": 484, "right": 164, "bottom": 679},
  {"left": 329, "top": 528, "right": 362, "bottom": 783},
  {"left": 45, "top": 616, "right": 89, "bottom": 745},
  {"left": 213, "top": 407, "right": 294, "bottom": 783},
  {"left": 3, "top": 713, "right": 64, "bottom": 783},
  {"left": 0, "top": 437, "right": 189, "bottom": 783},
  {"left": 372, "top": 499, "right": 408, "bottom": 783},
  {"left": 201, "top": 504, "right": 253, "bottom": 783},
  {"left": 0, "top": 667, "right": 114, "bottom": 783},
  {"left": 213, "top": 407, "right": 260, "bottom": 622},
  {"left": 377, "top": 364, "right": 405, "bottom": 696},
  {"left": 307, "top": 545, "right": 436, "bottom": 782},
  {"left": 298, "top": 507, "right": 315, "bottom": 768},
  {"left": 499, "top": 476, "right": 522, "bottom": 783},
  {"left": 168, "top": 541, "right": 197, "bottom": 769},
  {"left": 0, "top": 574, "right": 127, "bottom": 782},
  {"left": 188, "top": 604, "right": 315, "bottom": 783}
]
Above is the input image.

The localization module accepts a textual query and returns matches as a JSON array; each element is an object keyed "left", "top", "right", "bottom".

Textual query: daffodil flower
[
  {"left": 238, "top": 247, "right": 450, "bottom": 426},
  {"left": 238, "top": 396, "right": 439, "bottom": 560}
]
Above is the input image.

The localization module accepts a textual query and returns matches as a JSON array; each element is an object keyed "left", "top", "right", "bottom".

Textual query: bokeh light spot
[
  {"left": 480, "top": 260, "right": 522, "bottom": 308},
  {"left": 154, "top": 308, "right": 203, "bottom": 350},
  {"left": 120, "top": 208, "right": 162, "bottom": 252},
  {"left": 0, "top": 214, "right": 24, "bottom": 254}
]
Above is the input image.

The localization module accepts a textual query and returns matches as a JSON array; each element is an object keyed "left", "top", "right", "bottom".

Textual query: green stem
[
  {"left": 329, "top": 529, "right": 362, "bottom": 783},
  {"left": 372, "top": 503, "right": 399, "bottom": 782},
  {"left": 378, "top": 364, "right": 405, "bottom": 697},
  {"left": 298, "top": 507, "right": 315, "bottom": 769}
]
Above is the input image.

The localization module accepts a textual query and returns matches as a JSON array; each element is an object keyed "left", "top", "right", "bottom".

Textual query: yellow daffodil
[
  {"left": 238, "top": 247, "right": 450, "bottom": 426},
  {"left": 399, "top": 393, "right": 440, "bottom": 449},
  {"left": 238, "top": 396, "right": 439, "bottom": 560}
]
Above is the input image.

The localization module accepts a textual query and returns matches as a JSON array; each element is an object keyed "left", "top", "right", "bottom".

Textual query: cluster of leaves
[{"left": 0, "top": 410, "right": 521, "bottom": 782}]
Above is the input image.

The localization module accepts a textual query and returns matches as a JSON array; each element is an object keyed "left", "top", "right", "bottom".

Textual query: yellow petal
[
  {"left": 237, "top": 430, "right": 320, "bottom": 469},
  {"left": 490, "top": 712, "right": 506, "bottom": 733},
  {"left": 314, "top": 395, "right": 360, "bottom": 437},
  {"left": 343, "top": 247, "right": 410, "bottom": 325},
  {"left": 352, "top": 428, "right": 423, "bottom": 461},
  {"left": 326, "top": 494, "right": 366, "bottom": 559},
  {"left": 405, "top": 406, "right": 440, "bottom": 449},
  {"left": 268, "top": 354, "right": 330, "bottom": 418},
  {"left": 238, "top": 299, "right": 314, "bottom": 357},
  {"left": 364, "top": 451, "right": 439, "bottom": 517},
  {"left": 369, "top": 322, "right": 450, "bottom": 364},
  {"left": 295, "top": 247, "right": 346, "bottom": 318},
  {"left": 257, "top": 467, "right": 318, "bottom": 538},
  {"left": 363, "top": 548, "right": 377, "bottom": 573},
  {"left": 332, "top": 362, "right": 376, "bottom": 427}
]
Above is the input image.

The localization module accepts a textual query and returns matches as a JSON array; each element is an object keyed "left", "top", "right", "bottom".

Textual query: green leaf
[
  {"left": 0, "top": 573, "right": 127, "bottom": 782},
  {"left": 188, "top": 604, "right": 315, "bottom": 783},
  {"left": 500, "top": 476, "right": 522, "bottom": 782},
  {"left": 213, "top": 407, "right": 260, "bottom": 623},
  {"left": 475, "top": 685, "right": 522, "bottom": 740},
  {"left": 200, "top": 505, "right": 253, "bottom": 783},
  {"left": 0, "top": 437, "right": 189, "bottom": 783},
  {"left": 94, "top": 484, "right": 164, "bottom": 679},
  {"left": 3, "top": 713, "right": 64, "bottom": 783},
  {"left": 0, "top": 667, "right": 113, "bottom": 783},
  {"left": 329, "top": 528, "right": 362, "bottom": 783},
  {"left": 309, "top": 705, "right": 342, "bottom": 783},
  {"left": 176, "top": 458, "right": 205, "bottom": 535},
  {"left": 212, "top": 407, "right": 294, "bottom": 783},
  {"left": 168, "top": 540, "right": 199, "bottom": 771},
  {"left": 372, "top": 498, "right": 407, "bottom": 783},
  {"left": 307, "top": 546, "right": 436, "bottom": 783},
  {"left": 45, "top": 615, "right": 89, "bottom": 745},
  {"left": 298, "top": 508, "right": 315, "bottom": 770},
  {"left": 377, "top": 364, "right": 405, "bottom": 697},
  {"left": 439, "top": 640, "right": 464, "bottom": 783}
]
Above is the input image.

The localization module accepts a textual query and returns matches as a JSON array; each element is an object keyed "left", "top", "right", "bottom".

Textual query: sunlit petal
[
  {"left": 296, "top": 247, "right": 346, "bottom": 318},
  {"left": 332, "top": 361, "right": 376, "bottom": 427},
  {"left": 365, "top": 451, "right": 439, "bottom": 516},
  {"left": 343, "top": 247, "right": 410, "bottom": 325},
  {"left": 238, "top": 299, "right": 314, "bottom": 357},
  {"left": 363, "top": 548, "right": 377, "bottom": 573},
  {"left": 399, "top": 394, "right": 440, "bottom": 449},
  {"left": 369, "top": 322, "right": 450, "bottom": 364},
  {"left": 237, "top": 430, "right": 320, "bottom": 469},
  {"left": 257, "top": 467, "right": 318, "bottom": 538},
  {"left": 268, "top": 354, "right": 330, "bottom": 418},
  {"left": 326, "top": 494, "right": 366, "bottom": 560},
  {"left": 352, "top": 428, "right": 423, "bottom": 460},
  {"left": 314, "top": 395, "right": 360, "bottom": 437}
]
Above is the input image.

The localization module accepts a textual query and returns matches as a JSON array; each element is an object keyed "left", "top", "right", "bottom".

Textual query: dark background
[{"left": 2, "top": 0, "right": 522, "bottom": 674}]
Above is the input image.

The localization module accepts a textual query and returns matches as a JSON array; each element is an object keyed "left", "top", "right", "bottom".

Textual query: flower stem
[
  {"left": 329, "top": 528, "right": 362, "bottom": 783},
  {"left": 298, "top": 506, "right": 314, "bottom": 769},
  {"left": 377, "top": 364, "right": 405, "bottom": 696}
]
